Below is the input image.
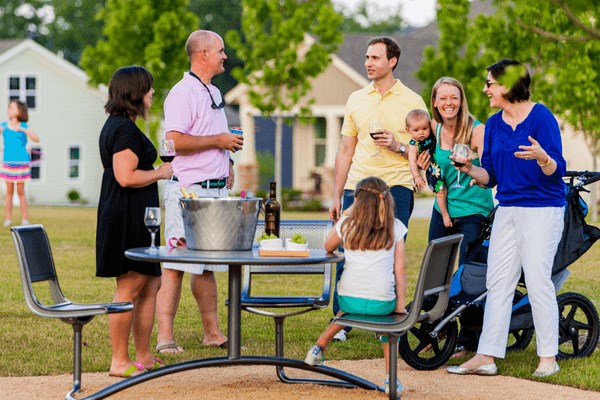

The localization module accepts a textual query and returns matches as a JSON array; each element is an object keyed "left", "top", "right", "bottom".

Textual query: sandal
[
  {"left": 156, "top": 341, "right": 184, "bottom": 354},
  {"left": 109, "top": 362, "right": 146, "bottom": 378},
  {"left": 147, "top": 357, "right": 165, "bottom": 371}
]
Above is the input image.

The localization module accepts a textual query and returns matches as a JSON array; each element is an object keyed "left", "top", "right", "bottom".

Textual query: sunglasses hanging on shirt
[{"left": 189, "top": 70, "right": 225, "bottom": 109}]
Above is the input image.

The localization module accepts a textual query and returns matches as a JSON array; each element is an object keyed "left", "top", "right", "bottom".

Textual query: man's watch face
[{"left": 400, "top": 145, "right": 406, "bottom": 153}]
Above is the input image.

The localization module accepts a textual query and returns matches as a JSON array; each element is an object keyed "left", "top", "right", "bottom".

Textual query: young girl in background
[
  {"left": 1, "top": 100, "right": 40, "bottom": 226},
  {"left": 304, "top": 176, "right": 408, "bottom": 394}
]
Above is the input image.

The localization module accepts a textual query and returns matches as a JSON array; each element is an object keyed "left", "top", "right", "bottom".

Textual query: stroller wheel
[
  {"left": 506, "top": 327, "right": 534, "bottom": 351},
  {"left": 398, "top": 299, "right": 458, "bottom": 370},
  {"left": 557, "top": 292, "right": 600, "bottom": 359}
]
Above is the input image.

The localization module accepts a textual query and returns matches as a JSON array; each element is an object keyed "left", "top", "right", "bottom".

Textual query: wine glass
[
  {"left": 159, "top": 139, "right": 176, "bottom": 163},
  {"left": 451, "top": 143, "right": 470, "bottom": 189},
  {"left": 369, "top": 120, "right": 384, "bottom": 157},
  {"left": 144, "top": 207, "right": 161, "bottom": 252}
]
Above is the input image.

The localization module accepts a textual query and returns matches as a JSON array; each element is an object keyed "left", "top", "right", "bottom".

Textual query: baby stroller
[{"left": 399, "top": 170, "right": 600, "bottom": 370}]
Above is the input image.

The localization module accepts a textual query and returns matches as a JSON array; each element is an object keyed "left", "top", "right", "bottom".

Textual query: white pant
[
  {"left": 477, "top": 206, "right": 564, "bottom": 358},
  {"left": 163, "top": 180, "right": 228, "bottom": 273}
]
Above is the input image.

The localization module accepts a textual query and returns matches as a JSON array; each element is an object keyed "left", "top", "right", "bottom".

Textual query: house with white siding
[{"left": 0, "top": 38, "right": 107, "bottom": 206}]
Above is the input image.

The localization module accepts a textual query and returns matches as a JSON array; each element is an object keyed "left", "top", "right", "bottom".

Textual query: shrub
[{"left": 67, "top": 189, "right": 81, "bottom": 202}]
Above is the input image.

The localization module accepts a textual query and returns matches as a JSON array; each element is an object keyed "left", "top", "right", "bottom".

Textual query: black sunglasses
[
  {"left": 189, "top": 71, "right": 225, "bottom": 109},
  {"left": 485, "top": 79, "right": 497, "bottom": 89}
]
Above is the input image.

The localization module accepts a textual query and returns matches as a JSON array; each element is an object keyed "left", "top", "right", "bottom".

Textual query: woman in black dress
[{"left": 96, "top": 66, "right": 172, "bottom": 377}]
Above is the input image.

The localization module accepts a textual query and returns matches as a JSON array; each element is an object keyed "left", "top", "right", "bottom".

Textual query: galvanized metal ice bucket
[{"left": 179, "top": 197, "right": 262, "bottom": 250}]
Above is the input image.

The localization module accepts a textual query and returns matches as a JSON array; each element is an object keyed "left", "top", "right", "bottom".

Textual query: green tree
[
  {"left": 226, "top": 0, "right": 343, "bottom": 199},
  {"left": 0, "top": 0, "right": 48, "bottom": 39},
  {"left": 39, "top": 0, "right": 104, "bottom": 65},
  {"left": 0, "top": 1, "right": 103, "bottom": 65},
  {"left": 416, "top": 0, "right": 493, "bottom": 121},
  {"left": 188, "top": 0, "right": 243, "bottom": 93},
  {"left": 80, "top": 0, "right": 198, "bottom": 115},
  {"left": 418, "top": 0, "right": 600, "bottom": 218},
  {"left": 334, "top": 0, "right": 405, "bottom": 33}
]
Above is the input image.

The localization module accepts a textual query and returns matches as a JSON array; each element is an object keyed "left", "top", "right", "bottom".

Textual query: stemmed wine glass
[
  {"left": 369, "top": 120, "right": 384, "bottom": 157},
  {"left": 144, "top": 207, "right": 161, "bottom": 253},
  {"left": 159, "top": 139, "right": 176, "bottom": 163},
  {"left": 451, "top": 143, "right": 470, "bottom": 189}
]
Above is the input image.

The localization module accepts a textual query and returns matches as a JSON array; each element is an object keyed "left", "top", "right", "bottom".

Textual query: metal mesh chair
[
  {"left": 240, "top": 220, "right": 343, "bottom": 385},
  {"left": 334, "top": 234, "right": 463, "bottom": 399},
  {"left": 11, "top": 224, "right": 133, "bottom": 400}
]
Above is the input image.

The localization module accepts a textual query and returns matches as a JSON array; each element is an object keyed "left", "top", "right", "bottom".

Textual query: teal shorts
[
  {"left": 338, "top": 295, "right": 397, "bottom": 343},
  {"left": 338, "top": 295, "right": 396, "bottom": 315}
]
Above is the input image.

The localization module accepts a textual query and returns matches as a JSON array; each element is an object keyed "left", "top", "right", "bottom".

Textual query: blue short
[{"left": 338, "top": 295, "right": 397, "bottom": 343}]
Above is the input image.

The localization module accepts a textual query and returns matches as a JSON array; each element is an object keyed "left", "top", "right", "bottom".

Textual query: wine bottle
[{"left": 264, "top": 181, "right": 280, "bottom": 238}]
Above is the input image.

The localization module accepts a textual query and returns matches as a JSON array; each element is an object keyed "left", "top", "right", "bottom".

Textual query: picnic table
[{"left": 81, "top": 246, "right": 380, "bottom": 399}]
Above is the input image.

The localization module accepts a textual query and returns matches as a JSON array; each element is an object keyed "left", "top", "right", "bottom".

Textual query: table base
[{"left": 79, "top": 356, "right": 382, "bottom": 400}]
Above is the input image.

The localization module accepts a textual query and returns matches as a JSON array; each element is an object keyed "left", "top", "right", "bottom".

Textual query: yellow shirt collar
[{"left": 367, "top": 79, "right": 406, "bottom": 96}]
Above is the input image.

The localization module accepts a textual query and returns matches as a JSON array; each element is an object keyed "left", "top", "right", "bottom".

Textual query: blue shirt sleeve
[
  {"left": 531, "top": 106, "right": 566, "bottom": 179},
  {"left": 481, "top": 115, "right": 498, "bottom": 188}
]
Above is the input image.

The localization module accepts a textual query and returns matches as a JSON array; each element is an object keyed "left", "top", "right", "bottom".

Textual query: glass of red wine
[
  {"left": 369, "top": 120, "right": 384, "bottom": 157},
  {"left": 451, "top": 143, "right": 470, "bottom": 189},
  {"left": 159, "top": 139, "right": 176, "bottom": 163},
  {"left": 144, "top": 207, "right": 161, "bottom": 253}
]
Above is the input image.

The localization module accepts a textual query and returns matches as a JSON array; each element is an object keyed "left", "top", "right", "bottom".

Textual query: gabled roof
[
  {"left": 224, "top": 33, "right": 370, "bottom": 105},
  {"left": 0, "top": 38, "right": 107, "bottom": 97},
  {"left": 0, "top": 39, "right": 25, "bottom": 55}
]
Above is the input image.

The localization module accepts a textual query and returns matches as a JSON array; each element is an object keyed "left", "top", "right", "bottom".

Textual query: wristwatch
[{"left": 399, "top": 143, "right": 406, "bottom": 154}]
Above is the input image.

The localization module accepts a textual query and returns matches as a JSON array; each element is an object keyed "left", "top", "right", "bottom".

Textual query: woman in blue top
[
  {"left": 447, "top": 60, "right": 566, "bottom": 378},
  {"left": 0, "top": 100, "right": 40, "bottom": 227}
]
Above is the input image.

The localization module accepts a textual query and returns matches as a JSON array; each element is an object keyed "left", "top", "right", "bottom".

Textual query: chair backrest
[
  {"left": 11, "top": 224, "right": 70, "bottom": 317},
  {"left": 405, "top": 233, "right": 463, "bottom": 328},
  {"left": 332, "top": 233, "right": 463, "bottom": 334},
  {"left": 243, "top": 220, "right": 333, "bottom": 303}
]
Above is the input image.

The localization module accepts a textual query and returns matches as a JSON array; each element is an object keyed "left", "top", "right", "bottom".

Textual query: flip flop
[
  {"left": 108, "top": 362, "right": 146, "bottom": 378},
  {"left": 147, "top": 357, "right": 165, "bottom": 371},
  {"left": 156, "top": 341, "right": 184, "bottom": 354}
]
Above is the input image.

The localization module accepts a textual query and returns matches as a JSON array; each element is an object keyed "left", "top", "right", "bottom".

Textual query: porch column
[{"left": 236, "top": 105, "right": 259, "bottom": 194}]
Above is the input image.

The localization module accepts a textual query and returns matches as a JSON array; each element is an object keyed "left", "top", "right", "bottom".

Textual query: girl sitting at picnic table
[{"left": 304, "top": 176, "right": 407, "bottom": 395}]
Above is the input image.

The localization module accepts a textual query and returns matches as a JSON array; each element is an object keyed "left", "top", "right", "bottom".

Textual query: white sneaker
[
  {"left": 384, "top": 377, "right": 404, "bottom": 395},
  {"left": 332, "top": 330, "right": 347, "bottom": 342},
  {"left": 304, "top": 345, "right": 324, "bottom": 366},
  {"left": 2, "top": 220, "right": 11, "bottom": 227},
  {"left": 21, "top": 220, "right": 30, "bottom": 225}
]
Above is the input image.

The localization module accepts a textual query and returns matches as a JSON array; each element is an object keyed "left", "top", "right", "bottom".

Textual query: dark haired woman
[
  {"left": 1, "top": 100, "right": 40, "bottom": 226},
  {"left": 447, "top": 60, "right": 566, "bottom": 378},
  {"left": 96, "top": 66, "right": 172, "bottom": 377}
]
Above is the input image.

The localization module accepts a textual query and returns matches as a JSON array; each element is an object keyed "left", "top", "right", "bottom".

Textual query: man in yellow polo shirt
[{"left": 329, "top": 36, "right": 427, "bottom": 342}]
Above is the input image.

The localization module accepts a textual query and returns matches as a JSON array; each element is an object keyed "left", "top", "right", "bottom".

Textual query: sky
[{"left": 333, "top": 0, "right": 437, "bottom": 28}]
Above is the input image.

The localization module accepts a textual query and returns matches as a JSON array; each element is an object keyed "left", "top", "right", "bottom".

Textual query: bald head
[{"left": 186, "top": 30, "right": 220, "bottom": 62}]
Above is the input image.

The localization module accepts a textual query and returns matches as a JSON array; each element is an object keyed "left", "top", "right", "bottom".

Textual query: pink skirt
[{"left": 1, "top": 162, "right": 31, "bottom": 182}]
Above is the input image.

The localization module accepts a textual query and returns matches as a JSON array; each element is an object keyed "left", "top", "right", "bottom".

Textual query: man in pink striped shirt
[{"left": 155, "top": 30, "right": 243, "bottom": 354}]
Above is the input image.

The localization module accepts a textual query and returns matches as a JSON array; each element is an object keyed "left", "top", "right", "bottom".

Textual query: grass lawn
[{"left": 0, "top": 205, "right": 598, "bottom": 392}]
